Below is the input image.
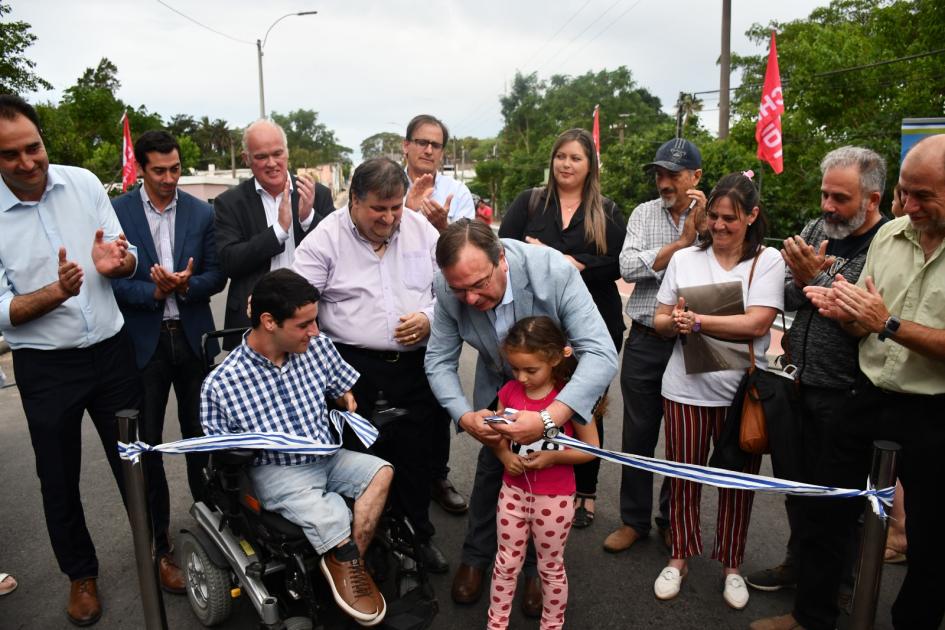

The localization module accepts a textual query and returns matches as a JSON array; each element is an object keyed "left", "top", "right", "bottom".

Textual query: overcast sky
[{"left": 13, "top": 0, "right": 829, "bottom": 159}]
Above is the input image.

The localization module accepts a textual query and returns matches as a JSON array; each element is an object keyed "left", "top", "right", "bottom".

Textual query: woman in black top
[{"left": 498, "top": 128, "right": 626, "bottom": 528}]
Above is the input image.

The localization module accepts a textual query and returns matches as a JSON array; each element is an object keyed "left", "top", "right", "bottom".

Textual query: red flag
[
  {"left": 120, "top": 113, "right": 138, "bottom": 191},
  {"left": 755, "top": 32, "right": 784, "bottom": 174},
  {"left": 592, "top": 104, "right": 601, "bottom": 168}
]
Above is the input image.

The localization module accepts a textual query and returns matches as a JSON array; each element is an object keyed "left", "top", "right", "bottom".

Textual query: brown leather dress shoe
[
  {"left": 67, "top": 577, "right": 102, "bottom": 627},
  {"left": 749, "top": 613, "right": 806, "bottom": 630},
  {"left": 603, "top": 525, "right": 643, "bottom": 553},
  {"left": 431, "top": 477, "right": 468, "bottom": 514},
  {"left": 159, "top": 553, "right": 186, "bottom": 594},
  {"left": 451, "top": 563, "right": 484, "bottom": 604},
  {"left": 520, "top": 575, "right": 542, "bottom": 618}
]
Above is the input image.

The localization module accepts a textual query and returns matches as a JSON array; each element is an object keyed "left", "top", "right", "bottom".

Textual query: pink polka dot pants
[{"left": 487, "top": 482, "right": 574, "bottom": 630}]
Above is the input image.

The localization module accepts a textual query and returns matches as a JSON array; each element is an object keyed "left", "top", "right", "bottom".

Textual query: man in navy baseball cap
[{"left": 644, "top": 138, "right": 702, "bottom": 172}]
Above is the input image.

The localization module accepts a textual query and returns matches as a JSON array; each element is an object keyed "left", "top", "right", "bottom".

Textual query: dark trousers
[
  {"left": 335, "top": 344, "right": 441, "bottom": 544},
  {"left": 461, "top": 442, "right": 538, "bottom": 578},
  {"left": 618, "top": 324, "right": 672, "bottom": 534},
  {"left": 430, "top": 404, "right": 452, "bottom": 481},
  {"left": 574, "top": 411, "right": 603, "bottom": 496},
  {"left": 793, "top": 377, "right": 945, "bottom": 630},
  {"left": 12, "top": 330, "right": 141, "bottom": 581},
  {"left": 779, "top": 387, "right": 858, "bottom": 588},
  {"left": 140, "top": 325, "right": 208, "bottom": 557}
]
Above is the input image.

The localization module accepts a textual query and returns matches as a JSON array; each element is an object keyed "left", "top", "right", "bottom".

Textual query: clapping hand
[
  {"left": 57, "top": 247, "right": 84, "bottom": 298},
  {"left": 782, "top": 236, "right": 835, "bottom": 287},
  {"left": 91, "top": 229, "right": 129, "bottom": 276}
]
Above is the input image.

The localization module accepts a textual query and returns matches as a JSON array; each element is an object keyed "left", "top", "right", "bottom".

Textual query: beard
[
  {"left": 822, "top": 199, "right": 868, "bottom": 239},
  {"left": 660, "top": 194, "right": 676, "bottom": 209}
]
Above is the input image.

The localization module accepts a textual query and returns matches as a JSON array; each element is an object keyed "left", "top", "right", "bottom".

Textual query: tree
[
  {"left": 0, "top": 2, "right": 52, "bottom": 94},
  {"left": 471, "top": 159, "right": 506, "bottom": 215},
  {"left": 271, "top": 109, "right": 352, "bottom": 168},
  {"left": 728, "top": 0, "right": 945, "bottom": 237},
  {"left": 360, "top": 132, "right": 403, "bottom": 161},
  {"left": 178, "top": 135, "right": 201, "bottom": 173}
]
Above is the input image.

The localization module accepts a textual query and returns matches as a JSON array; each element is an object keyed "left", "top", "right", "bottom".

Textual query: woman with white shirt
[{"left": 650, "top": 172, "right": 785, "bottom": 611}]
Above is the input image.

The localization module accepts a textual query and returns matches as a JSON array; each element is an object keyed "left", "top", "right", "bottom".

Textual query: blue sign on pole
[{"left": 901, "top": 118, "right": 945, "bottom": 163}]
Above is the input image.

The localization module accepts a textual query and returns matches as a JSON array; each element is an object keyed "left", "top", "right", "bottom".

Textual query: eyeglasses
[
  {"left": 410, "top": 138, "right": 444, "bottom": 151},
  {"left": 448, "top": 263, "right": 497, "bottom": 297}
]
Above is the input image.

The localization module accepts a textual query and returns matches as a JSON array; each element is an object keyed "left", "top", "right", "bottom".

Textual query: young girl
[{"left": 486, "top": 316, "right": 599, "bottom": 630}]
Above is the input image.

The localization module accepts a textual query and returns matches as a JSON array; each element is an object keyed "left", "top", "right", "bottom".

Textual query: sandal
[
  {"left": 0, "top": 573, "right": 17, "bottom": 596},
  {"left": 572, "top": 494, "right": 596, "bottom": 529}
]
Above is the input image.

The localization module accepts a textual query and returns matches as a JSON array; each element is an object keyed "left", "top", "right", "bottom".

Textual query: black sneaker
[{"left": 745, "top": 564, "right": 797, "bottom": 591}]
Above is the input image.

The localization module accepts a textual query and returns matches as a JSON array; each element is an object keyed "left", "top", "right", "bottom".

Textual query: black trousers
[
  {"left": 335, "top": 344, "right": 443, "bottom": 544},
  {"left": 793, "top": 376, "right": 945, "bottom": 630},
  {"left": 140, "top": 324, "right": 207, "bottom": 557},
  {"left": 12, "top": 330, "right": 141, "bottom": 581},
  {"left": 618, "top": 324, "right": 672, "bottom": 534}
]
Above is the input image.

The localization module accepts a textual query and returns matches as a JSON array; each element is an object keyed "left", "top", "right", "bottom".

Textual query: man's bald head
[{"left": 899, "top": 134, "right": 945, "bottom": 235}]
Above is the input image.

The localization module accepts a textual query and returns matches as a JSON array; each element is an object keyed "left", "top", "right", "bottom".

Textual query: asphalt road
[{"left": 0, "top": 290, "right": 915, "bottom": 630}]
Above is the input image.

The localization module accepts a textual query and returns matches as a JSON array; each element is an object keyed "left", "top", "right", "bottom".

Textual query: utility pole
[
  {"left": 719, "top": 0, "right": 732, "bottom": 138},
  {"left": 675, "top": 92, "right": 685, "bottom": 139}
]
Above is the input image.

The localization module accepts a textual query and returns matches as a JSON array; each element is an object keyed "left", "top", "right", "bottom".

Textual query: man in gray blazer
[{"left": 425, "top": 219, "right": 618, "bottom": 614}]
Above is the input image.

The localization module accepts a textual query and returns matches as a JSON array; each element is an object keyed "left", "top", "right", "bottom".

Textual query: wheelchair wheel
[
  {"left": 180, "top": 532, "right": 232, "bottom": 626},
  {"left": 282, "top": 617, "right": 313, "bottom": 630}
]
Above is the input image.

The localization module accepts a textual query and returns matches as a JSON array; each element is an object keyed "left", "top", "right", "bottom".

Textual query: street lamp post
[{"left": 256, "top": 10, "right": 317, "bottom": 119}]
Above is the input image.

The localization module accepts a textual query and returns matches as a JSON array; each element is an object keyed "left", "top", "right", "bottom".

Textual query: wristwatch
[
  {"left": 692, "top": 317, "right": 702, "bottom": 333},
  {"left": 539, "top": 409, "right": 559, "bottom": 440},
  {"left": 878, "top": 315, "right": 901, "bottom": 342}
]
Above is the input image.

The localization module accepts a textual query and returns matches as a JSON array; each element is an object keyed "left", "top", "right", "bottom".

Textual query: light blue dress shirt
[
  {"left": 405, "top": 171, "right": 476, "bottom": 223},
  {"left": 0, "top": 165, "right": 137, "bottom": 350}
]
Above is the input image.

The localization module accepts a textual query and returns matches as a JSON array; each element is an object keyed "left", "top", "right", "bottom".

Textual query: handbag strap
[{"left": 746, "top": 247, "right": 762, "bottom": 371}]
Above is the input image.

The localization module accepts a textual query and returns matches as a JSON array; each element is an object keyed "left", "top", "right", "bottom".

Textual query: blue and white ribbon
[
  {"left": 118, "top": 410, "right": 378, "bottom": 464},
  {"left": 550, "top": 434, "right": 895, "bottom": 519}
]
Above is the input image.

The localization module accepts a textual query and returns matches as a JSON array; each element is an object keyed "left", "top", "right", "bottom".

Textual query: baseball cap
[{"left": 643, "top": 138, "right": 702, "bottom": 172}]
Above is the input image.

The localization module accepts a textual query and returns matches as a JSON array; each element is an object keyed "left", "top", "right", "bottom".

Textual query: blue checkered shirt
[{"left": 200, "top": 333, "right": 360, "bottom": 466}]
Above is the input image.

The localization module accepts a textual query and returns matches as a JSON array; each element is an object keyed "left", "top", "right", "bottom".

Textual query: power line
[
  {"left": 565, "top": 0, "right": 644, "bottom": 65},
  {"left": 156, "top": 0, "right": 254, "bottom": 46},
  {"left": 537, "top": 0, "right": 626, "bottom": 74},
  {"left": 690, "top": 47, "right": 945, "bottom": 96},
  {"left": 453, "top": 1, "right": 596, "bottom": 132}
]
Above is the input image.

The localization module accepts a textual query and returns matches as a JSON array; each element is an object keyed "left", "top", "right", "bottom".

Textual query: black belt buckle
[
  {"left": 380, "top": 351, "right": 400, "bottom": 363},
  {"left": 161, "top": 320, "right": 181, "bottom": 331}
]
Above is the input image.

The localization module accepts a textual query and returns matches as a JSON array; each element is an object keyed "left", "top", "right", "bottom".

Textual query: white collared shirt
[{"left": 254, "top": 176, "right": 315, "bottom": 270}]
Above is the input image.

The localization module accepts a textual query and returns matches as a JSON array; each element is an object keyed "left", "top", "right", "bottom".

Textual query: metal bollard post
[
  {"left": 117, "top": 409, "right": 168, "bottom": 630},
  {"left": 849, "top": 440, "right": 900, "bottom": 630}
]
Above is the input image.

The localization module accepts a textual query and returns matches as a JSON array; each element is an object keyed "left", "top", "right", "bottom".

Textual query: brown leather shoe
[
  {"left": 431, "top": 477, "right": 468, "bottom": 514},
  {"left": 603, "top": 525, "right": 643, "bottom": 553},
  {"left": 67, "top": 577, "right": 102, "bottom": 627},
  {"left": 451, "top": 563, "right": 484, "bottom": 604},
  {"left": 520, "top": 575, "right": 542, "bottom": 618},
  {"left": 158, "top": 553, "right": 186, "bottom": 594},
  {"left": 749, "top": 613, "right": 806, "bottom": 630},
  {"left": 320, "top": 548, "right": 384, "bottom": 624}
]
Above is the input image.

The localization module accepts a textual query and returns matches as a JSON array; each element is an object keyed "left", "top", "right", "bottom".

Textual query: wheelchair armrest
[{"left": 372, "top": 406, "right": 409, "bottom": 430}]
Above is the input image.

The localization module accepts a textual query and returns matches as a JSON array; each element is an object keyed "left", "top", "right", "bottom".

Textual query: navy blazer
[
  {"left": 213, "top": 176, "right": 331, "bottom": 348},
  {"left": 111, "top": 187, "right": 227, "bottom": 369}
]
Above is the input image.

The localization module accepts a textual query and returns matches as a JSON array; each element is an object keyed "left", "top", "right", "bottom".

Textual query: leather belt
[
  {"left": 160, "top": 320, "right": 182, "bottom": 331},
  {"left": 631, "top": 320, "right": 667, "bottom": 338},
  {"left": 335, "top": 343, "right": 423, "bottom": 364}
]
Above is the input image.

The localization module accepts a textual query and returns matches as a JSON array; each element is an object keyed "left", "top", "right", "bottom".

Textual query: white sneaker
[
  {"left": 723, "top": 574, "right": 750, "bottom": 609},
  {"left": 654, "top": 566, "right": 686, "bottom": 600}
]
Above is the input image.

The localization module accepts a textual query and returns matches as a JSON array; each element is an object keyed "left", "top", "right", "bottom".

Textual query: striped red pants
[{"left": 662, "top": 398, "right": 762, "bottom": 568}]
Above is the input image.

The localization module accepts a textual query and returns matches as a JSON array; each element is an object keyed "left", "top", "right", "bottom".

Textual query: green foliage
[
  {"left": 0, "top": 2, "right": 52, "bottom": 93},
  {"left": 729, "top": 0, "right": 945, "bottom": 236},
  {"left": 84, "top": 140, "right": 119, "bottom": 183},
  {"left": 495, "top": 67, "right": 673, "bottom": 210},
  {"left": 271, "top": 109, "right": 352, "bottom": 168},
  {"left": 471, "top": 159, "right": 506, "bottom": 214},
  {"left": 360, "top": 132, "right": 403, "bottom": 160},
  {"left": 178, "top": 135, "right": 201, "bottom": 173}
]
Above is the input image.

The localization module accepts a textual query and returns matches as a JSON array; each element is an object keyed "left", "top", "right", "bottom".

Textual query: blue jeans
[{"left": 249, "top": 450, "right": 390, "bottom": 554}]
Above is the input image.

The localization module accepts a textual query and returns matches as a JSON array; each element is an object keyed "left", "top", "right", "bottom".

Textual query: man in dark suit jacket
[
  {"left": 111, "top": 130, "right": 226, "bottom": 594},
  {"left": 214, "top": 119, "right": 333, "bottom": 348}
]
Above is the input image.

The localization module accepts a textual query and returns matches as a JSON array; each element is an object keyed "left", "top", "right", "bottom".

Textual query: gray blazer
[{"left": 424, "top": 239, "right": 618, "bottom": 424}]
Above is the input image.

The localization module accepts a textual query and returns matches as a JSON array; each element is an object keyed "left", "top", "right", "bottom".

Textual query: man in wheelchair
[{"left": 200, "top": 269, "right": 394, "bottom": 627}]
